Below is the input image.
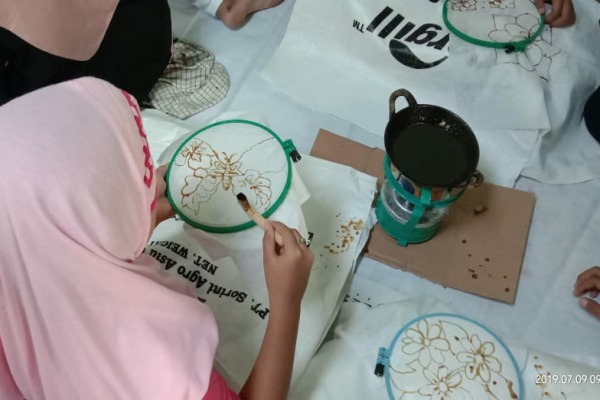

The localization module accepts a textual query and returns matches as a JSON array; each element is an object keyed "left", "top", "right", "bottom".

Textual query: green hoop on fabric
[
  {"left": 166, "top": 119, "right": 294, "bottom": 234},
  {"left": 442, "top": 0, "right": 544, "bottom": 53}
]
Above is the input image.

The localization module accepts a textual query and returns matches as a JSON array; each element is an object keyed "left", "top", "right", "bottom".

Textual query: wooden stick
[{"left": 236, "top": 193, "right": 284, "bottom": 246}]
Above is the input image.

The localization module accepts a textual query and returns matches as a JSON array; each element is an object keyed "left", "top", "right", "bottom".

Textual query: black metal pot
[{"left": 384, "top": 89, "right": 482, "bottom": 188}]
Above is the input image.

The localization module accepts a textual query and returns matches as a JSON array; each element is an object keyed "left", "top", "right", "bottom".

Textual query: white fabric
[
  {"left": 291, "top": 280, "right": 600, "bottom": 399},
  {"left": 142, "top": 108, "right": 195, "bottom": 165},
  {"left": 354, "top": 176, "right": 600, "bottom": 371},
  {"left": 521, "top": 0, "right": 600, "bottom": 184},
  {"left": 143, "top": 104, "right": 378, "bottom": 392},
  {"left": 193, "top": 0, "right": 219, "bottom": 16},
  {"left": 161, "top": 0, "right": 600, "bottom": 390},
  {"left": 144, "top": 111, "right": 309, "bottom": 301},
  {"left": 262, "top": 0, "right": 552, "bottom": 187},
  {"left": 144, "top": 154, "right": 376, "bottom": 390}
]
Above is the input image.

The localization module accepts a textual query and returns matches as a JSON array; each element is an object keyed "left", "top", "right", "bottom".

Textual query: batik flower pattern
[
  {"left": 456, "top": 334, "right": 502, "bottom": 382},
  {"left": 418, "top": 366, "right": 468, "bottom": 400},
  {"left": 388, "top": 317, "right": 520, "bottom": 400},
  {"left": 173, "top": 138, "right": 279, "bottom": 215},
  {"left": 401, "top": 319, "right": 450, "bottom": 368},
  {"left": 489, "top": 13, "right": 560, "bottom": 80},
  {"left": 449, "top": 0, "right": 477, "bottom": 12}
]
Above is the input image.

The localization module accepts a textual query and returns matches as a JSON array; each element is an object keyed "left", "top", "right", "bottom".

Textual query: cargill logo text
[{"left": 353, "top": 6, "right": 449, "bottom": 69}]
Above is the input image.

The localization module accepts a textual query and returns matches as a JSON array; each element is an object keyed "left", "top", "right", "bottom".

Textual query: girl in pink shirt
[{"left": 0, "top": 77, "right": 312, "bottom": 399}]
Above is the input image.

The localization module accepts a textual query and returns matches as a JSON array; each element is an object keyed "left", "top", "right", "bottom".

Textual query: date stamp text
[{"left": 536, "top": 374, "right": 600, "bottom": 385}]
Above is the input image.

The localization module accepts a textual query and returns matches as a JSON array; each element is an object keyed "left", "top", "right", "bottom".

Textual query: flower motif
[
  {"left": 488, "top": 0, "right": 515, "bottom": 9},
  {"left": 489, "top": 14, "right": 560, "bottom": 80},
  {"left": 401, "top": 320, "right": 450, "bottom": 368},
  {"left": 181, "top": 173, "right": 218, "bottom": 214},
  {"left": 175, "top": 139, "right": 214, "bottom": 171},
  {"left": 449, "top": 0, "right": 476, "bottom": 12},
  {"left": 489, "top": 13, "right": 540, "bottom": 44},
  {"left": 456, "top": 334, "right": 502, "bottom": 382},
  {"left": 419, "top": 366, "right": 466, "bottom": 400},
  {"left": 234, "top": 170, "right": 272, "bottom": 208}
]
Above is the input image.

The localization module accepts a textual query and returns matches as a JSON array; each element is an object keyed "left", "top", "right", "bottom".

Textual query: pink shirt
[{"left": 0, "top": 78, "right": 236, "bottom": 399}]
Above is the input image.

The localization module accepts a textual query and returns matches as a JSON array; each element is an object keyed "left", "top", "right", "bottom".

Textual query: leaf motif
[
  {"left": 389, "top": 359, "right": 425, "bottom": 394},
  {"left": 197, "top": 176, "right": 218, "bottom": 202},
  {"left": 181, "top": 175, "right": 204, "bottom": 196},
  {"left": 439, "top": 319, "right": 471, "bottom": 354},
  {"left": 181, "top": 192, "right": 202, "bottom": 215}
]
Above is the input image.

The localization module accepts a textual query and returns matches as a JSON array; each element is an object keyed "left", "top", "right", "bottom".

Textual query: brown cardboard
[{"left": 310, "top": 129, "right": 535, "bottom": 303}]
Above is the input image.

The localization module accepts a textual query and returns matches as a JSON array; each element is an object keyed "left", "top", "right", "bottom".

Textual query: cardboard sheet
[{"left": 311, "top": 129, "right": 535, "bottom": 303}]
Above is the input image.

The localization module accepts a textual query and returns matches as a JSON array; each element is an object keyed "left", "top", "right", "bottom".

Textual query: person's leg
[
  {"left": 583, "top": 86, "right": 600, "bottom": 143},
  {"left": 216, "top": 0, "right": 284, "bottom": 29}
]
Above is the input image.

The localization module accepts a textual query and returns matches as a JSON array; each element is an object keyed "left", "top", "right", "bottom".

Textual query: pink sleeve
[
  {"left": 203, "top": 370, "right": 241, "bottom": 400},
  {"left": 0, "top": 336, "right": 23, "bottom": 400}
]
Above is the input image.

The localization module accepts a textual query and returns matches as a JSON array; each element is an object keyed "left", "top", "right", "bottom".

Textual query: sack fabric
[{"left": 263, "top": 0, "right": 600, "bottom": 186}]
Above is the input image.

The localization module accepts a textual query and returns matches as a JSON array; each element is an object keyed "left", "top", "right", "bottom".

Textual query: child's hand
[
  {"left": 155, "top": 165, "right": 176, "bottom": 226},
  {"left": 574, "top": 266, "right": 600, "bottom": 320},
  {"left": 534, "top": 0, "right": 575, "bottom": 27},
  {"left": 262, "top": 221, "right": 313, "bottom": 310}
]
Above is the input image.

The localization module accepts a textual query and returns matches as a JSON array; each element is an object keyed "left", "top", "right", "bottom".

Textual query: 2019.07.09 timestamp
[{"left": 536, "top": 374, "right": 600, "bottom": 385}]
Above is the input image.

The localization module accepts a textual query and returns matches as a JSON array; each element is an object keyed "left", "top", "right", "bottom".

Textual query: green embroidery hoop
[
  {"left": 442, "top": 0, "right": 544, "bottom": 53},
  {"left": 166, "top": 119, "right": 296, "bottom": 234}
]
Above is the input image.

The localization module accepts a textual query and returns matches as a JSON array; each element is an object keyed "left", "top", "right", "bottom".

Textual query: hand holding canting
[
  {"left": 155, "top": 165, "right": 176, "bottom": 226},
  {"left": 262, "top": 221, "right": 313, "bottom": 310}
]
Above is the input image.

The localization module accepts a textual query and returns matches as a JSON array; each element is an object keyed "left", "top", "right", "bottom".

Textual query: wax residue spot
[
  {"left": 507, "top": 380, "right": 518, "bottom": 399},
  {"left": 476, "top": 263, "right": 493, "bottom": 278},
  {"left": 324, "top": 218, "right": 364, "bottom": 254},
  {"left": 474, "top": 204, "right": 488, "bottom": 215}
]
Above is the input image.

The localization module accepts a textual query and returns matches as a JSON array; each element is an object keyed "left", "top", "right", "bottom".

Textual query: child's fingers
[
  {"left": 573, "top": 276, "right": 600, "bottom": 296},
  {"left": 579, "top": 297, "right": 600, "bottom": 321}
]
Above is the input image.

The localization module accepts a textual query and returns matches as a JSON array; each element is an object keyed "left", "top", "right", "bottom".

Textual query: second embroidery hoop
[
  {"left": 442, "top": 0, "right": 544, "bottom": 53},
  {"left": 375, "top": 313, "right": 524, "bottom": 400}
]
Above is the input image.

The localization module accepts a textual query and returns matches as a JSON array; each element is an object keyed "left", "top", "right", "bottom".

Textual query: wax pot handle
[
  {"left": 389, "top": 89, "right": 417, "bottom": 119},
  {"left": 468, "top": 170, "right": 484, "bottom": 188},
  {"left": 454, "top": 170, "right": 484, "bottom": 189}
]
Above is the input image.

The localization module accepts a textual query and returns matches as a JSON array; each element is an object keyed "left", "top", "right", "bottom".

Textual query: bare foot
[{"left": 216, "top": 0, "right": 284, "bottom": 29}]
